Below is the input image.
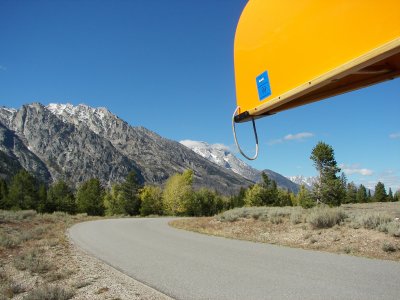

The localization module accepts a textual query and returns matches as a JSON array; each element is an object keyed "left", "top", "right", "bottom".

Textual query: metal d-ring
[{"left": 232, "top": 106, "right": 259, "bottom": 160}]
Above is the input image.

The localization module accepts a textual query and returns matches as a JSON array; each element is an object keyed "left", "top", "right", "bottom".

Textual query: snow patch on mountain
[
  {"left": 180, "top": 140, "right": 260, "bottom": 182},
  {"left": 0, "top": 106, "right": 17, "bottom": 127},
  {"left": 287, "top": 175, "right": 318, "bottom": 189},
  {"left": 46, "top": 103, "right": 118, "bottom": 135},
  {"left": 180, "top": 140, "right": 302, "bottom": 193}
]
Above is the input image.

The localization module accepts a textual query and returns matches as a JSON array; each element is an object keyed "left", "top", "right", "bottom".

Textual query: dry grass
[
  {"left": 0, "top": 210, "right": 93, "bottom": 299},
  {"left": 0, "top": 210, "right": 171, "bottom": 300},
  {"left": 170, "top": 202, "right": 400, "bottom": 261}
]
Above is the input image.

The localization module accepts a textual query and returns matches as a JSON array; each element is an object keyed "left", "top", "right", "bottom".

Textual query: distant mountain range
[
  {"left": 0, "top": 103, "right": 253, "bottom": 194},
  {"left": 288, "top": 175, "right": 318, "bottom": 190},
  {"left": 180, "top": 140, "right": 301, "bottom": 193},
  {"left": 0, "top": 102, "right": 321, "bottom": 195}
]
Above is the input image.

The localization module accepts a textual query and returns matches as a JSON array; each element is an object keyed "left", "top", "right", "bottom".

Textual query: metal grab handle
[{"left": 232, "top": 106, "right": 259, "bottom": 160}]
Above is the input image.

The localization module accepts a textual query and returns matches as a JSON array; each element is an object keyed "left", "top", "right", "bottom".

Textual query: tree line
[
  {"left": 0, "top": 141, "right": 398, "bottom": 216},
  {"left": 0, "top": 169, "right": 231, "bottom": 216}
]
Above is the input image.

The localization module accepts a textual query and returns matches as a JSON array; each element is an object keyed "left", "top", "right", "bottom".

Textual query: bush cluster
[{"left": 307, "top": 206, "right": 347, "bottom": 228}]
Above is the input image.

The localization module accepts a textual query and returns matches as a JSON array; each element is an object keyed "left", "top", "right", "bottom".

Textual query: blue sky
[{"left": 0, "top": 0, "right": 399, "bottom": 192}]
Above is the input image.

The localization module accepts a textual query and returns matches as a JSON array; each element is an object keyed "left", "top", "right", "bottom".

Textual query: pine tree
[
  {"left": 356, "top": 184, "right": 368, "bottom": 203},
  {"left": 394, "top": 190, "right": 400, "bottom": 202},
  {"left": 344, "top": 182, "right": 357, "bottom": 203},
  {"left": 367, "top": 190, "right": 372, "bottom": 202},
  {"left": 297, "top": 185, "right": 315, "bottom": 208},
  {"left": 7, "top": 170, "right": 39, "bottom": 210},
  {"left": 373, "top": 182, "right": 387, "bottom": 202},
  {"left": 0, "top": 178, "right": 10, "bottom": 209},
  {"left": 104, "top": 184, "right": 127, "bottom": 216},
  {"left": 276, "top": 189, "right": 292, "bottom": 207},
  {"left": 37, "top": 184, "right": 48, "bottom": 212},
  {"left": 120, "top": 171, "right": 142, "bottom": 215},
  {"left": 45, "top": 180, "right": 76, "bottom": 214},
  {"left": 310, "top": 142, "right": 345, "bottom": 206},
  {"left": 387, "top": 188, "right": 394, "bottom": 202},
  {"left": 230, "top": 187, "right": 246, "bottom": 208},
  {"left": 76, "top": 178, "right": 105, "bottom": 216},
  {"left": 260, "top": 172, "right": 278, "bottom": 206}
]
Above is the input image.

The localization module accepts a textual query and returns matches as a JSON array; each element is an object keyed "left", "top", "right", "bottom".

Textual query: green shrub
[
  {"left": 308, "top": 206, "right": 347, "bottom": 229},
  {"left": 14, "top": 249, "right": 53, "bottom": 274},
  {"left": 0, "top": 233, "right": 20, "bottom": 249},
  {"left": 290, "top": 210, "right": 304, "bottom": 224},
  {"left": 382, "top": 242, "right": 396, "bottom": 252},
  {"left": 379, "top": 221, "right": 400, "bottom": 237},
  {"left": 270, "top": 215, "right": 283, "bottom": 224},
  {"left": 0, "top": 210, "right": 37, "bottom": 223},
  {"left": 355, "top": 213, "right": 392, "bottom": 230},
  {"left": 217, "top": 206, "right": 298, "bottom": 223}
]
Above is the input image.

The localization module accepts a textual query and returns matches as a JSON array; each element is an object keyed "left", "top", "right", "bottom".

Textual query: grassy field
[{"left": 170, "top": 202, "right": 400, "bottom": 261}]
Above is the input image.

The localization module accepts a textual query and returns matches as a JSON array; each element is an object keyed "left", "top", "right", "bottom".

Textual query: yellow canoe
[{"left": 234, "top": 0, "right": 400, "bottom": 123}]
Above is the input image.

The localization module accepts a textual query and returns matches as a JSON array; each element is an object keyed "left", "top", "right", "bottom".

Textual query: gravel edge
[{"left": 68, "top": 234, "right": 173, "bottom": 300}]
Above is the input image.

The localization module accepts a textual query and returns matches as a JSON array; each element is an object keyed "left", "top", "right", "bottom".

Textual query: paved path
[{"left": 69, "top": 218, "right": 400, "bottom": 300}]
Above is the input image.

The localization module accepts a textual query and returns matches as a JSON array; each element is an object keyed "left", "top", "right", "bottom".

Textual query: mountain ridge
[{"left": 0, "top": 103, "right": 252, "bottom": 194}]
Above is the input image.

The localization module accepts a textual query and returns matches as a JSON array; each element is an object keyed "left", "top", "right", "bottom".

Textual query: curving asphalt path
[{"left": 69, "top": 218, "right": 400, "bottom": 300}]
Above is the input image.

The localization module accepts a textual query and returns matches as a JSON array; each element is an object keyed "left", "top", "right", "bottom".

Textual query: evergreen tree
[
  {"left": 187, "top": 188, "right": 220, "bottom": 216},
  {"left": 104, "top": 184, "right": 126, "bottom": 216},
  {"left": 276, "top": 189, "right": 292, "bottom": 207},
  {"left": 356, "top": 184, "right": 368, "bottom": 203},
  {"left": 367, "top": 190, "right": 372, "bottom": 202},
  {"left": 230, "top": 187, "right": 246, "bottom": 208},
  {"left": 387, "top": 188, "right": 394, "bottom": 202},
  {"left": 374, "top": 182, "right": 387, "bottom": 202},
  {"left": 120, "top": 171, "right": 142, "bottom": 215},
  {"left": 139, "top": 185, "right": 163, "bottom": 216},
  {"left": 260, "top": 172, "right": 278, "bottom": 206},
  {"left": 394, "top": 190, "right": 400, "bottom": 202},
  {"left": 45, "top": 180, "right": 76, "bottom": 214},
  {"left": 76, "top": 178, "right": 105, "bottom": 216},
  {"left": 0, "top": 178, "right": 10, "bottom": 209},
  {"left": 297, "top": 185, "right": 315, "bottom": 208},
  {"left": 7, "top": 170, "right": 39, "bottom": 210},
  {"left": 344, "top": 182, "right": 357, "bottom": 203},
  {"left": 37, "top": 184, "right": 48, "bottom": 213},
  {"left": 310, "top": 142, "right": 345, "bottom": 206},
  {"left": 163, "top": 170, "right": 193, "bottom": 215}
]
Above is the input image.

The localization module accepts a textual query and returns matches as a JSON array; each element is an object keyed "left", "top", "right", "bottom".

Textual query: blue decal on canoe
[{"left": 256, "top": 71, "right": 271, "bottom": 101}]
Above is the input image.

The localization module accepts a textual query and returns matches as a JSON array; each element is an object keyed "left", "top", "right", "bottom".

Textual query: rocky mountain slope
[
  {"left": 180, "top": 140, "right": 300, "bottom": 193},
  {"left": 0, "top": 122, "right": 51, "bottom": 183},
  {"left": 0, "top": 103, "right": 251, "bottom": 194}
]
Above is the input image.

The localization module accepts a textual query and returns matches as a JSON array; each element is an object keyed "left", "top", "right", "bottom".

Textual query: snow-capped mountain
[
  {"left": 46, "top": 103, "right": 117, "bottom": 136},
  {"left": 180, "top": 140, "right": 300, "bottom": 193},
  {"left": 0, "top": 103, "right": 252, "bottom": 193},
  {"left": 287, "top": 176, "right": 318, "bottom": 189},
  {"left": 180, "top": 140, "right": 260, "bottom": 182}
]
